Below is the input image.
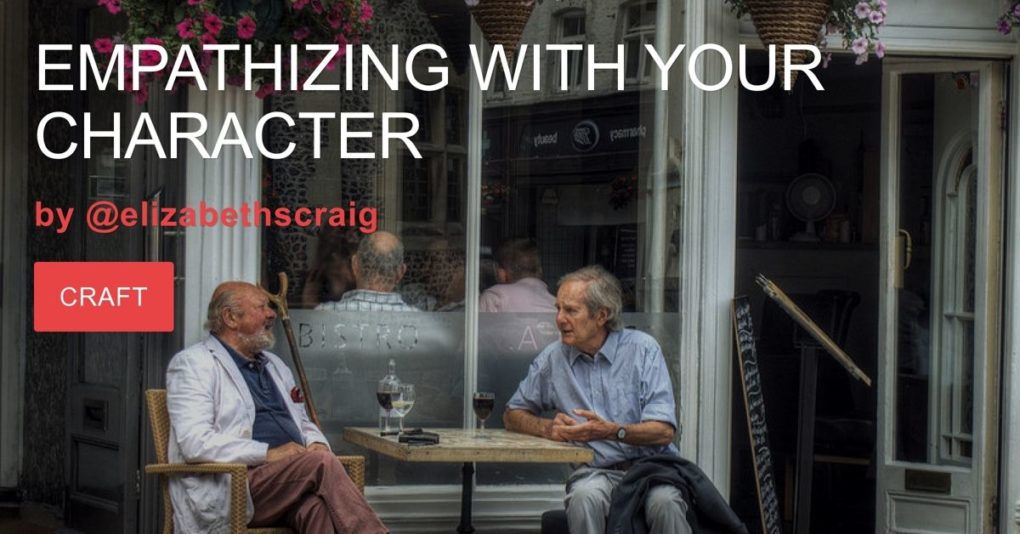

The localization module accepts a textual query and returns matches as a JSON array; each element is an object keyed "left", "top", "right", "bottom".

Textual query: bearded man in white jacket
[{"left": 166, "top": 281, "right": 387, "bottom": 534}]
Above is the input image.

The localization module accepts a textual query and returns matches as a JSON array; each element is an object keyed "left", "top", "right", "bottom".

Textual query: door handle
[
  {"left": 898, "top": 229, "right": 913, "bottom": 270},
  {"left": 894, "top": 229, "right": 913, "bottom": 289}
]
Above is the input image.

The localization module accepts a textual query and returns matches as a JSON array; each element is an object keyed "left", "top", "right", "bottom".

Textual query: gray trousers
[{"left": 565, "top": 466, "right": 692, "bottom": 534}]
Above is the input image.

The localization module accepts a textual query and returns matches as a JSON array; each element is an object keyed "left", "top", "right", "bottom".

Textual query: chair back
[
  {"left": 145, "top": 389, "right": 175, "bottom": 534},
  {"left": 146, "top": 389, "right": 171, "bottom": 464}
]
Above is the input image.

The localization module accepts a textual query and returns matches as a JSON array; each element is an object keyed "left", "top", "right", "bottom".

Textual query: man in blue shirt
[{"left": 504, "top": 266, "right": 690, "bottom": 534}]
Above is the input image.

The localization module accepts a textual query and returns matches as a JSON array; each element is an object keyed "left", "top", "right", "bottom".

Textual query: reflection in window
[
  {"left": 622, "top": 0, "right": 657, "bottom": 84},
  {"left": 553, "top": 9, "right": 586, "bottom": 91},
  {"left": 935, "top": 155, "right": 977, "bottom": 465}
]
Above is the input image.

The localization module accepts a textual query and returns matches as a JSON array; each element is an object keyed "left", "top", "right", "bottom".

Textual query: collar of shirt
[{"left": 567, "top": 329, "right": 619, "bottom": 366}]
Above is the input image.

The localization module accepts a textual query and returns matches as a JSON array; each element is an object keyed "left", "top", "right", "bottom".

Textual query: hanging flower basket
[
  {"left": 746, "top": 0, "right": 829, "bottom": 86},
  {"left": 93, "top": 0, "right": 374, "bottom": 103},
  {"left": 465, "top": 0, "right": 535, "bottom": 64},
  {"left": 726, "top": 0, "right": 889, "bottom": 88}
]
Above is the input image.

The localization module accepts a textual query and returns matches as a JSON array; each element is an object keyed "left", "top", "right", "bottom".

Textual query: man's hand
[
  {"left": 307, "top": 442, "right": 330, "bottom": 452},
  {"left": 266, "top": 442, "right": 306, "bottom": 463},
  {"left": 553, "top": 409, "right": 618, "bottom": 443},
  {"left": 547, "top": 412, "right": 578, "bottom": 442}
]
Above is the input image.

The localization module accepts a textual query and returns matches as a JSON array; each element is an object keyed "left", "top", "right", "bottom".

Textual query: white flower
[
  {"left": 464, "top": 0, "right": 479, "bottom": 6},
  {"left": 856, "top": 53, "right": 869, "bottom": 65},
  {"left": 855, "top": 2, "right": 871, "bottom": 19},
  {"left": 869, "top": 10, "right": 884, "bottom": 25}
]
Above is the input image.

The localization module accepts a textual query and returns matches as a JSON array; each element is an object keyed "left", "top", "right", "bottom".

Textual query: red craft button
[{"left": 34, "top": 262, "right": 174, "bottom": 332}]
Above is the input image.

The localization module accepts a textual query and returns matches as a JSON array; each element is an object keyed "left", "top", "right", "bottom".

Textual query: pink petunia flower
[
  {"left": 854, "top": 2, "right": 871, "bottom": 19},
  {"left": 1015, "top": 4, "right": 1020, "bottom": 17},
  {"left": 869, "top": 10, "right": 884, "bottom": 25},
  {"left": 360, "top": 1, "right": 373, "bottom": 22},
  {"left": 293, "top": 0, "right": 310, "bottom": 9},
  {"left": 177, "top": 18, "right": 196, "bottom": 39},
  {"left": 998, "top": 19, "right": 1012, "bottom": 34},
  {"left": 874, "top": 40, "right": 886, "bottom": 59},
  {"left": 204, "top": 13, "right": 223, "bottom": 36},
  {"left": 851, "top": 36, "right": 869, "bottom": 55},
  {"left": 311, "top": 0, "right": 323, "bottom": 14},
  {"left": 187, "top": 0, "right": 202, "bottom": 5},
  {"left": 98, "top": 0, "right": 121, "bottom": 14},
  {"left": 200, "top": 32, "right": 218, "bottom": 46},
  {"left": 293, "top": 26, "right": 311, "bottom": 41},
  {"left": 327, "top": 12, "right": 342, "bottom": 29},
  {"left": 255, "top": 83, "right": 276, "bottom": 99},
  {"left": 877, "top": 0, "right": 888, "bottom": 13},
  {"left": 93, "top": 37, "right": 114, "bottom": 54},
  {"left": 236, "top": 16, "right": 256, "bottom": 39},
  {"left": 140, "top": 37, "right": 164, "bottom": 67}
]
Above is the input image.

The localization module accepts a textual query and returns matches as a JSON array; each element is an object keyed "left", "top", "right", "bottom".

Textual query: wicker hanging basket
[
  {"left": 469, "top": 0, "right": 536, "bottom": 65},
  {"left": 745, "top": 0, "right": 830, "bottom": 88}
]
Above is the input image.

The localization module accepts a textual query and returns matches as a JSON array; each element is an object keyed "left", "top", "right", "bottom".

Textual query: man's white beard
[{"left": 240, "top": 328, "right": 275, "bottom": 353}]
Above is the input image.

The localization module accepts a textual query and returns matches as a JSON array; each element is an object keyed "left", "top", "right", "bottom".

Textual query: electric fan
[{"left": 786, "top": 173, "right": 836, "bottom": 242}]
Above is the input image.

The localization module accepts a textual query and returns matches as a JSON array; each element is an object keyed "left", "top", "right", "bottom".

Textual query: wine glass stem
[{"left": 398, "top": 415, "right": 405, "bottom": 432}]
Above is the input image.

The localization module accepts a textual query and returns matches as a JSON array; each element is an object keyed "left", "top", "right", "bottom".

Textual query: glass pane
[
  {"left": 895, "top": 72, "right": 979, "bottom": 466},
  {"left": 262, "top": 4, "right": 471, "bottom": 486},
  {"left": 478, "top": 0, "right": 682, "bottom": 485},
  {"left": 82, "top": 8, "right": 134, "bottom": 387}
]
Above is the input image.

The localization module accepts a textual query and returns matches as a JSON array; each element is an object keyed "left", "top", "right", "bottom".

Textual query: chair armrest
[
  {"left": 337, "top": 456, "right": 365, "bottom": 494},
  {"left": 145, "top": 462, "right": 248, "bottom": 476},
  {"left": 145, "top": 463, "right": 250, "bottom": 534}
]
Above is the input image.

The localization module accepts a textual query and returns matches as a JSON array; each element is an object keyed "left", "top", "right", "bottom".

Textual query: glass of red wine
[{"left": 472, "top": 392, "right": 495, "bottom": 437}]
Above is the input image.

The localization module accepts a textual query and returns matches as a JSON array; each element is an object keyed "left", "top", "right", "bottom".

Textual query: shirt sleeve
[
  {"left": 478, "top": 288, "right": 501, "bottom": 312},
  {"left": 638, "top": 342, "right": 678, "bottom": 429},
  {"left": 506, "top": 350, "right": 551, "bottom": 414}
]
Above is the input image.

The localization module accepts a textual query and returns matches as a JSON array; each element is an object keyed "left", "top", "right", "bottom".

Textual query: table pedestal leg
[{"left": 457, "top": 462, "right": 475, "bottom": 534}]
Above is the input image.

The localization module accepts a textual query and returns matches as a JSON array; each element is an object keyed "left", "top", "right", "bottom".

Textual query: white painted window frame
[{"left": 552, "top": 8, "right": 587, "bottom": 92}]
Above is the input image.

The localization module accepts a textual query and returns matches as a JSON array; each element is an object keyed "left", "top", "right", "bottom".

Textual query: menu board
[{"left": 733, "top": 296, "right": 783, "bottom": 534}]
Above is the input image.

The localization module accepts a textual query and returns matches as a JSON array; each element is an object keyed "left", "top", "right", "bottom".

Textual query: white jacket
[{"left": 165, "top": 337, "right": 329, "bottom": 534}]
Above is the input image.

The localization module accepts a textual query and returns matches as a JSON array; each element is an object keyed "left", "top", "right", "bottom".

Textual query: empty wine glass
[
  {"left": 393, "top": 384, "right": 415, "bottom": 432},
  {"left": 472, "top": 392, "right": 495, "bottom": 437}
]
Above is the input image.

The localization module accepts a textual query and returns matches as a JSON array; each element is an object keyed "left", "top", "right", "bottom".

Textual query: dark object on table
[{"left": 399, "top": 431, "right": 440, "bottom": 445}]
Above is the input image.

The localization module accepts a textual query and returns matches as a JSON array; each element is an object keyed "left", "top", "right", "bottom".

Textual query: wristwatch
[{"left": 615, "top": 425, "right": 627, "bottom": 441}]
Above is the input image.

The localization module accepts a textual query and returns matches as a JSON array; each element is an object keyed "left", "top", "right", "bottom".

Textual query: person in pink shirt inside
[{"left": 479, "top": 238, "right": 556, "bottom": 313}]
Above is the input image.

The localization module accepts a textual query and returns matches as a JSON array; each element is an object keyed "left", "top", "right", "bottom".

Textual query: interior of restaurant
[{"left": 730, "top": 52, "right": 883, "bottom": 534}]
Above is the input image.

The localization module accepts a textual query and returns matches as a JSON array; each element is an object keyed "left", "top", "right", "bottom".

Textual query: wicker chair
[{"left": 144, "top": 389, "right": 366, "bottom": 534}]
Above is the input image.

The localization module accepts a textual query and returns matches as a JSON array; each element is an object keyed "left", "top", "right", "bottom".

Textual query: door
[
  {"left": 64, "top": 5, "right": 185, "bottom": 533},
  {"left": 876, "top": 61, "right": 1005, "bottom": 533}
]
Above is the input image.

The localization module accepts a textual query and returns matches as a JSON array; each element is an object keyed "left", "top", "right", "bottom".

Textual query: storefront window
[
  {"left": 553, "top": 9, "right": 586, "bottom": 92},
  {"left": 262, "top": 0, "right": 683, "bottom": 489}
]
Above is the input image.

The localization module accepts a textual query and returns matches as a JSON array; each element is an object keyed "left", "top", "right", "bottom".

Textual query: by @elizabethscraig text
[{"left": 34, "top": 199, "right": 378, "bottom": 235}]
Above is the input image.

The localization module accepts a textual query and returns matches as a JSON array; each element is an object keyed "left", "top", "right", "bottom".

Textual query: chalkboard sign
[{"left": 733, "top": 296, "right": 783, "bottom": 534}]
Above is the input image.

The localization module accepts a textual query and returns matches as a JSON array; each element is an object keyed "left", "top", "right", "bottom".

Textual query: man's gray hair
[
  {"left": 559, "top": 265, "right": 624, "bottom": 331},
  {"left": 204, "top": 286, "right": 243, "bottom": 334},
  {"left": 358, "top": 232, "right": 405, "bottom": 287}
]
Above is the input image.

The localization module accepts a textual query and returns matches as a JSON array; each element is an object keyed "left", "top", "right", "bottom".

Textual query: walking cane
[{"left": 263, "top": 272, "right": 322, "bottom": 428}]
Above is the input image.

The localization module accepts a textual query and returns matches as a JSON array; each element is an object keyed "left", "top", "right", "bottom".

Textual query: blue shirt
[
  {"left": 216, "top": 336, "right": 304, "bottom": 449},
  {"left": 506, "top": 328, "right": 679, "bottom": 467}
]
